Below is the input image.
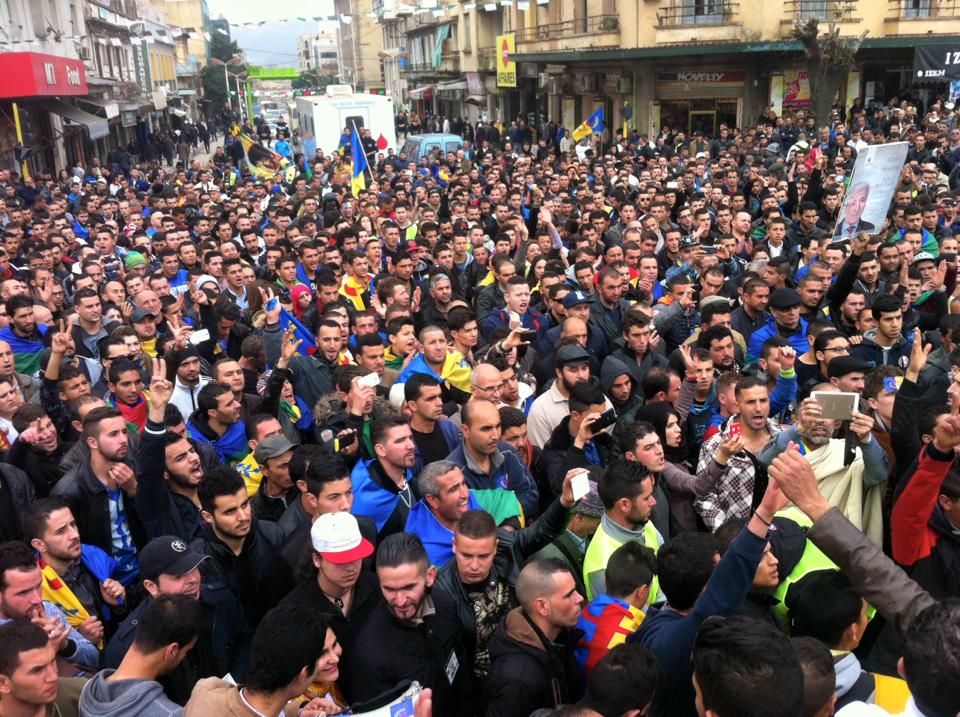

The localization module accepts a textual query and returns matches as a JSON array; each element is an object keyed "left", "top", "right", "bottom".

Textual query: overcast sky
[{"left": 206, "top": 0, "right": 337, "bottom": 67}]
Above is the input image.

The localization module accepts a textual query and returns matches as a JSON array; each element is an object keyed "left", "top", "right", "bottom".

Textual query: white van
[{"left": 296, "top": 85, "right": 396, "bottom": 158}]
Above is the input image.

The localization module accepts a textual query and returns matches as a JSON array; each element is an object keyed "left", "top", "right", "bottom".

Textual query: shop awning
[
  {"left": 177, "top": 89, "right": 197, "bottom": 96},
  {"left": 465, "top": 94, "right": 486, "bottom": 105},
  {"left": 78, "top": 97, "right": 120, "bottom": 119},
  {"left": 38, "top": 99, "right": 109, "bottom": 140},
  {"left": 409, "top": 85, "right": 434, "bottom": 99},
  {"left": 437, "top": 79, "right": 467, "bottom": 91},
  {"left": 171, "top": 108, "right": 188, "bottom": 117}
]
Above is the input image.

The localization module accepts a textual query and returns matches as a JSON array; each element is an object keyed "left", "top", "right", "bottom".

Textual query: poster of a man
[
  {"left": 832, "top": 142, "right": 909, "bottom": 242},
  {"left": 833, "top": 182, "right": 874, "bottom": 239}
]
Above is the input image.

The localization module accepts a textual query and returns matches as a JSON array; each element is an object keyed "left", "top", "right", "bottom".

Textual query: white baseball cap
[{"left": 311, "top": 512, "right": 374, "bottom": 564}]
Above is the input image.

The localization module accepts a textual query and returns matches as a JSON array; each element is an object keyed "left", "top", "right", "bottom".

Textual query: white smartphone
[
  {"left": 188, "top": 328, "right": 210, "bottom": 345},
  {"left": 571, "top": 471, "right": 590, "bottom": 502},
  {"left": 357, "top": 372, "right": 381, "bottom": 388},
  {"left": 811, "top": 391, "right": 859, "bottom": 421}
]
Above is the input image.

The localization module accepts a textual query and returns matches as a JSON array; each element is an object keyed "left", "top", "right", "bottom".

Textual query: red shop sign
[{"left": 0, "top": 52, "right": 88, "bottom": 98}]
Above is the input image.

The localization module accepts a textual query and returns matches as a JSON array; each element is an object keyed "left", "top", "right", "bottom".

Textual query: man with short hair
[
  {"left": 184, "top": 604, "right": 335, "bottom": 717},
  {"left": 576, "top": 540, "right": 657, "bottom": 679},
  {"left": 583, "top": 459, "right": 663, "bottom": 602},
  {"left": 193, "top": 467, "right": 291, "bottom": 637},
  {"left": 0, "top": 620, "right": 88, "bottom": 716},
  {"left": 405, "top": 375, "right": 462, "bottom": 474},
  {"left": 0, "top": 541, "right": 99, "bottom": 671},
  {"left": 0, "top": 295, "right": 48, "bottom": 375},
  {"left": 186, "top": 383, "right": 247, "bottom": 467},
  {"left": 396, "top": 325, "right": 473, "bottom": 409},
  {"left": 23, "top": 497, "right": 127, "bottom": 646},
  {"left": 851, "top": 293, "right": 912, "bottom": 368},
  {"left": 484, "top": 559, "right": 585, "bottom": 715},
  {"left": 480, "top": 276, "right": 546, "bottom": 346},
  {"left": 350, "top": 415, "right": 417, "bottom": 540},
  {"left": 80, "top": 594, "right": 203, "bottom": 716},
  {"left": 691, "top": 616, "right": 804, "bottom": 717},
  {"left": 347, "top": 533, "right": 469, "bottom": 713},
  {"left": 53, "top": 406, "right": 142, "bottom": 583},
  {"left": 629, "top": 476, "right": 785, "bottom": 717},
  {"left": 448, "top": 400, "right": 539, "bottom": 518}
]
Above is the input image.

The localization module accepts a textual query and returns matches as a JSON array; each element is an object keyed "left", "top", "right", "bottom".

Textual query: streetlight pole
[{"left": 210, "top": 55, "right": 243, "bottom": 117}]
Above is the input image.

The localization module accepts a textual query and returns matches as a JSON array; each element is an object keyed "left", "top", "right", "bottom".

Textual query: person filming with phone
[
  {"left": 758, "top": 386, "right": 889, "bottom": 545},
  {"left": 540, "top": 382, "right": 621, "bottom": 501}
]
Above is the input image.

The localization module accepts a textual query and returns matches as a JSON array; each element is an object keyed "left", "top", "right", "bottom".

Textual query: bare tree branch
[{"left": 790, "top": 18, "right": 867, "bottom": 128}]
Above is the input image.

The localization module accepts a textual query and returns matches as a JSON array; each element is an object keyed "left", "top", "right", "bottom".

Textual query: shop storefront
[
  {"left": 654, "top": 70, "right": 744, "bottom": 136},
  {"left": 0, "top": 52, "right": 89, "bottom": 175}
]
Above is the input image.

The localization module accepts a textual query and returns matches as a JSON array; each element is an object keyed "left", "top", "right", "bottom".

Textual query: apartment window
[
  {"left": 462, "top": 12, "right": 471, "bottom": 52},
  {"left": 683, "top": 0, "right": 726, "bottom": 24},
  {"left": 902, "top": 0, "right": 931, "bottom": 17}
]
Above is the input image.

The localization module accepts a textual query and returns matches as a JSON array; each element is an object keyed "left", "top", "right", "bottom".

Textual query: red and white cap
[{"left": 310, "top": 512, "right": 374, "bottom": 564}]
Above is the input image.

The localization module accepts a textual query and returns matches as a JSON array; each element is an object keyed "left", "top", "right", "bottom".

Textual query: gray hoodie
[{"left": 79, "top": 670, "right": 183, "bottom": 717}]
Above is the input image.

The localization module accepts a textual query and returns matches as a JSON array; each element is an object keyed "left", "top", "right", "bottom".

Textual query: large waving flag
[
  {"left": 278, "top": 306, "right": 318, "bottom": 358},
  {"left": 350, "top": 122, "right": 369, "bottom": 198},
  {"left": 572, "top": 106, "right": 604, "bottom": 142}
]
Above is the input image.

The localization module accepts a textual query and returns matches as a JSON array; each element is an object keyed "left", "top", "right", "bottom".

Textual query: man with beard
[
  {"left": 138, "top": 358, "right": 205, "bottom": 542},
  {"left": 527, "top": 345, "right": 594, "bottom": 448},
  {"left": 347, "top": 532, "right": 470, "bottom": 715},
  {"left": 52, "top": 406, "right": 143, "bottom": 584},
  {"left": 759, "top": 390, "right": 888, "bottom": 546},
  {"left": 102, "top": 535, "right": 244, "bottom": 702},
  {"left": 696, "top": 376, "right": 782, "bottom": 532},
  {"left": 351, "top": 415, "right": 418, "bottom": 540},
  {"left": 23, "top": 497, "right": 128, "bottom": 643},
  {"left": 696, "top": 326, "right": 739, "bottom": 374},
  {"left": 168, "top": 346, "right": 211, "bottom": 424},
  {"left": 193, "top": 467, "right": 291, "bottom": 650},
  {"left": 186, "top": 383, "right": 248, "bottom": 467}
]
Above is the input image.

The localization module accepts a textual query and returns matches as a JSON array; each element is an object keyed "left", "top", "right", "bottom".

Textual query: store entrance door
[{"left": 689, "top": 111, "right": 716, "bottom": 136}]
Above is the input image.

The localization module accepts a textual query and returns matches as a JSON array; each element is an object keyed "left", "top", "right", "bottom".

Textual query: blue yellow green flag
[
  {"left": 572, "top": 106, "right": 604, "bottom": 141},
  {"left": 350, "top": 122, "right": 369, "bottom": 197}
]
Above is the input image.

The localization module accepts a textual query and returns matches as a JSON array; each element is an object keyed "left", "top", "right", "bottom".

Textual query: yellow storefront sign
[{"left": 496, "top": 33, "right": 516, "bottom": 88}]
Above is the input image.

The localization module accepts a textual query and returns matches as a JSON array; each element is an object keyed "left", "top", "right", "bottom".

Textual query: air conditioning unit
[
  {"left": 615, "top": 76, "right": 632, "bottom": 94},
  {"left": 573, "top": 74, "right": 595, "bottom": 93}
]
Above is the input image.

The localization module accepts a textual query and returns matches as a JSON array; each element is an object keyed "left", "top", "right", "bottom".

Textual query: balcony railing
[
  {"left": 888, "top": 0, "right": 960, "bottom": 17},
  {"left": 783, "top": 0, "right": 859, "bottom": 21},
  {"left": 657, "top": 0, "right": 739, "bottom": 26},
  {"left": 515, "top": 14, "right": 620, "bottom": 42},
  {"left": 477, "top": 46, "right": 496, "bottom": 70}
]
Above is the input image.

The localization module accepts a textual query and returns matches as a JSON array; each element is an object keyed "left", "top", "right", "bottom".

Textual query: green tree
[{"left": 202, "top": 33, "right": 247, "bottom": 112}]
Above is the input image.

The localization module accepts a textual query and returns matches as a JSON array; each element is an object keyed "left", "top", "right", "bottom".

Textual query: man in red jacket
[{"left": 891, "top": 404, "right": 960, "bottom": 599}]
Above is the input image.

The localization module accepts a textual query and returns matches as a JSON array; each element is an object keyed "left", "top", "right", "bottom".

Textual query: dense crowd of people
[{"left": 0, "top": 93, "right": 958, "bottom": 717}]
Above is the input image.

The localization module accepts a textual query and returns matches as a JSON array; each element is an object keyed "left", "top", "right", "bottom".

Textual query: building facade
[
  {"left": 373, "top": 0, "right": 960, "bottom": 139},
  {"left": 298, "top": 25, "right": 340, "bottom": 75},
  {"left": 335, "top": 0, "right": 386, "bottom": 92}
]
